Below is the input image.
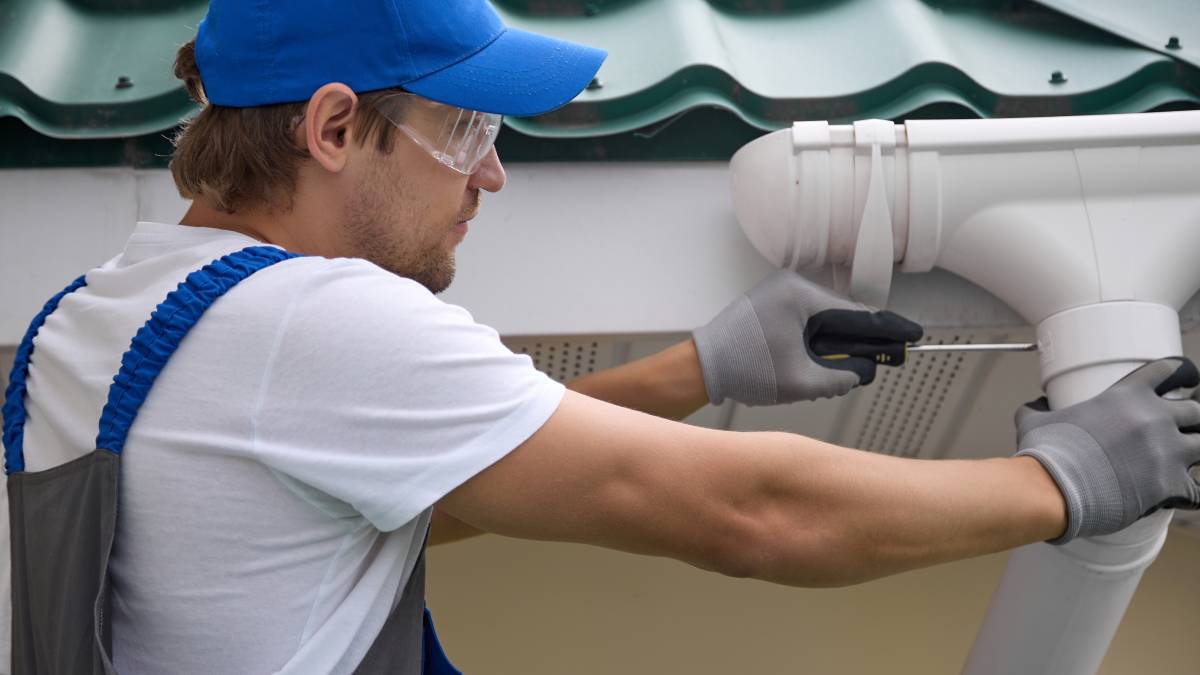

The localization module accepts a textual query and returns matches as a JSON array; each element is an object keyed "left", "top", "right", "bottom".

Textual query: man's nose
[{"left": 468, "top": 147, "right": 506, "bottom": 193}]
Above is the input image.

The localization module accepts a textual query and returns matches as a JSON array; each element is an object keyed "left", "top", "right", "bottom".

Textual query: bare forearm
[
  {"left": 723, "top": 433, "right": 1067, "bottom": 586},
  {"left": 440, "top": 390, "right": 1066, "bottom": 586},
  {"left": 568, "top": 339, "right": 709, "bottom": 420}
]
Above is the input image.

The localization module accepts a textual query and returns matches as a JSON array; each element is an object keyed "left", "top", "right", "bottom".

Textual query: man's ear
[{"left": 301, "top": 83, "right": 359, "bottom": 173}]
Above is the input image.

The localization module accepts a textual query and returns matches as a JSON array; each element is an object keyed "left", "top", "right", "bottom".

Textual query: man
[{"left": 5, "top": 0, "right": 1200, "bottom": 672}]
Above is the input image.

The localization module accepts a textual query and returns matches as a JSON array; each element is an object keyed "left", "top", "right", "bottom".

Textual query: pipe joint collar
[{"left": 1037, "top": 302, "right": 1182, "bottom": 408}]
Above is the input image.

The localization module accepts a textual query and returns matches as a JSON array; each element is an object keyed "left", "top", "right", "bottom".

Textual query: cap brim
[{"left": 401, "top": 27, "right": 606, "bottom": 118}]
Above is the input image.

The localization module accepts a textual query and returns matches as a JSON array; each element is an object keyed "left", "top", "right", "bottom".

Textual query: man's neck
[
  {"left": 180, "top": 191, "right": 345, "bottom": 258},
  {"left": 179, "top": 202, "right": 277, "bottom": 246}
]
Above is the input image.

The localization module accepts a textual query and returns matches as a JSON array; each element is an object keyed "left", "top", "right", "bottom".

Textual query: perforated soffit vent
[
  {"left": 503, "top": 337, "right": 616, "bottom": 383},
  {"left": 850, "top": 333, "right": 975, "bottom": 459}
]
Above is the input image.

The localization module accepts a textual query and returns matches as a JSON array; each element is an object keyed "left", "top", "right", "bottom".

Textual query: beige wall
[{"left": 428, "top": 530, "right": 1200, "bottom": 674}]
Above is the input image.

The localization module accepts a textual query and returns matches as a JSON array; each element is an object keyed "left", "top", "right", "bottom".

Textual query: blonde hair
[{"left": 170, "top": 39, "right": 399, "bottom": 213}]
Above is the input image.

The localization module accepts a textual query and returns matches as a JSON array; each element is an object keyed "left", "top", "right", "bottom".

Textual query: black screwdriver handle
[{"left": 808, "top": 336, "right": 908, "bottom": 367}]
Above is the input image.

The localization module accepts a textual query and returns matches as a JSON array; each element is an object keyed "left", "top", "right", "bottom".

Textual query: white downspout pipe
[
  {"left": 728, "top": 110, "right": 1200, "bottom": 674},
  {"left": 962, "top": 303, "right": 1180, "bottom": 674}
]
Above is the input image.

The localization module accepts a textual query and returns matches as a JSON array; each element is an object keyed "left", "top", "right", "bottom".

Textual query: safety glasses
[{"left": 374, "top": 92, "right": 502, "bottom": 175}]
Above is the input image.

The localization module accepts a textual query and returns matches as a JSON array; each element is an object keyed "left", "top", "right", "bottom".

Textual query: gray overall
[{"left": 3, "top": 247, "right": 461, "bottom": 674}]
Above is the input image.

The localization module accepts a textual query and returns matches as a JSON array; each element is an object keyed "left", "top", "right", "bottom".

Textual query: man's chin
[
  {"left": 419, "top": 257, "right": 456, "bottom": 295},
  {"left": 426, "top": 275, "right": 453, "bottom": 295}
]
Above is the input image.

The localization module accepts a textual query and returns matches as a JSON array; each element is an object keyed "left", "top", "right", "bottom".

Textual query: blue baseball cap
[{"left": 194, "top": 0, "right": 607, "bottom": 117}]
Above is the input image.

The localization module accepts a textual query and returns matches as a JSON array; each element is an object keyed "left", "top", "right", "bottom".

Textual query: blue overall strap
[
  {"left": 95, "top": 246, "right": 301, "bottom": 454},
  {"left": 3, "top": 275, "right": 89, "bottom": 475}
]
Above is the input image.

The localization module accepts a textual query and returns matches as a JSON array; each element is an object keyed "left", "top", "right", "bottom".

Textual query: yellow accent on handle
[{"left": 822, "top": 345, "right": 909, "bottom": 363}]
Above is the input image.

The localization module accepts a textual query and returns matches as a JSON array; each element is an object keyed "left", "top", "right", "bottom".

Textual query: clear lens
[{"left": 375, "top": 93, "right": 501, "bottom": 175}]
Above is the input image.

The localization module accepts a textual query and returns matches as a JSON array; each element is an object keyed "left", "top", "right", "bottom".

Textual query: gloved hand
[
  {"left": 1015, "top": 357, "right": 1200, "bottom": 544},
  {"left": 692, "top": 269, "right": 923, "bottom": 405}
]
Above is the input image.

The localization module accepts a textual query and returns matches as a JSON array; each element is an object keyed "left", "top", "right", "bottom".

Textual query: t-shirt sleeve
[{"left": 251, "top": 258, "right": 565, "bottom": 532}]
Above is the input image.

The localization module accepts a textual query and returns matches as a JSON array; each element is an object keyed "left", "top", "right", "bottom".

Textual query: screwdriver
[{"left": 810, "top": 337, "right": 1037, "bottom": 367}]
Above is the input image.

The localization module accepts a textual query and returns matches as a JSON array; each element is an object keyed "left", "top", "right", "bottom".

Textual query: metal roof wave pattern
[
  {"left": 498, "top": 0, "right": 1199, "bottom": 137},
  {"left": 1, "top": 0, "right": 1197, "bottom": 164}
]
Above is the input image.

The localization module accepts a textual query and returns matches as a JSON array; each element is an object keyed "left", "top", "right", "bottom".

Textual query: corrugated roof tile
[
  {"left": 501, "top": 0, "right": 1199, "bottom": 138},
  {"left": 0, "top": 0, "right": 206, "bottom": 139},
  {"left": 1, "top": 0, "right": 1197, "bottom": 165},
  {"left": 1031, "top": 0, "right": 1198, "bottom": 69}
]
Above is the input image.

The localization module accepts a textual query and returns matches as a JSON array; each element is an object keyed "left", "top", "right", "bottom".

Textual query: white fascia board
[{"left": 5, "top": 164, "right": 1198, "bottom": 344}]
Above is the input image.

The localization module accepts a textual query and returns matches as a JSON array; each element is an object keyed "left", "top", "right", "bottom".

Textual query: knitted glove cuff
[
  {"left": 1016, "top": 423, "right": 1124, "bottom": 544},
  {"left": 692, "top": 296, "right": 777, "bottom": 406}
]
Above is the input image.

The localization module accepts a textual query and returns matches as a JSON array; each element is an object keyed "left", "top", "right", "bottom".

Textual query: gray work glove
[
  {"left": 692, "top": 269, "right": 923, "bottom": 405},
  {"left": 1015, "top": 357, "right": 1200, "bottom": 544}
]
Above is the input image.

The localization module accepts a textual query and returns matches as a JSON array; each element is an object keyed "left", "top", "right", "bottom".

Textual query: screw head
[
  {"left": 586, "top": 77, "right": 603, "bottom": 90},
  {"left": 1049, "top": 70, "right": 1067, "bottom": 85},
  {"left": 1166, "top": 36, "right": 1182, "bottom": 50},
  {"left": 115, "top": 75, "right": 133, "bottom": 89}
]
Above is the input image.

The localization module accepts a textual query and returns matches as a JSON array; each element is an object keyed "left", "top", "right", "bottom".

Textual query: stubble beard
[{"left": 343, "top": 177, "right": 458, "bottom": 295}]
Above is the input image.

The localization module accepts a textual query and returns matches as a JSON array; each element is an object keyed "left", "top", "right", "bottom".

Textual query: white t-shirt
[{"left": 1, "top": 222, "right": 564, "bottom": 673}]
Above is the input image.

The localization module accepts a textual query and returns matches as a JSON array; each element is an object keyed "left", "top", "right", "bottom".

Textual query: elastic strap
[
  {"left": 3, "top": 276, "right": 89, "bottom": 475},
  {"left": 95, "top": 246, "right": 301, "bottom": 454}
]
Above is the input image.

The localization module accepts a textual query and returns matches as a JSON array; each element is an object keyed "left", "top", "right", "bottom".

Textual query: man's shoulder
[
  {"left": 247, "top": 255, "right": 440, "bottom": 310},
  {"left": 236, "top": 255, "right": 478, "bottom": 347}
]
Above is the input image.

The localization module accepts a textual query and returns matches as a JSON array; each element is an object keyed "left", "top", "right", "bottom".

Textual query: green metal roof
[
  {"left": 501, "top": 0, "right": 1200, "bottom": 138},
  {"left": 0, "top": 0, "right": 207, "bottom": 140},
  {"left": 2, "top": 0, "right": 1198, "bottom": 167},
  {"left": 1032, "top": 0, "right": 1199, "bottom": 69}
]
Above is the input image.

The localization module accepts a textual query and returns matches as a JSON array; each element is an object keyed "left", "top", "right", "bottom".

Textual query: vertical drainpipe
[{"left": 962, "top": 302, "right": 1182, "bottom": 674}]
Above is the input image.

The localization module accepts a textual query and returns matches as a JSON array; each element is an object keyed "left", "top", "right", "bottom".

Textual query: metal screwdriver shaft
[
  {"left": 908, "top": 343, "right": 1037, "bottom": 353},
  {"left": 813, "top": 340, "right": 1039, "bottom": 366}
]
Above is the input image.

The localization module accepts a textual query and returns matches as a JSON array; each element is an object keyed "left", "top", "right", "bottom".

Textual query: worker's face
[{"left": 340, "top": 121, "right": 506, "bottom": 294}]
